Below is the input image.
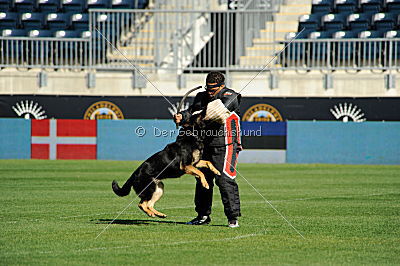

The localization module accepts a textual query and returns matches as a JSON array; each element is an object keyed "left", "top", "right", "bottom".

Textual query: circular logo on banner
[
  {"left": 84, "top": 101, "right": 124, "bottom": 120},
  {"left": 242, "top": 103, "right": 283, "bottom": 122}
]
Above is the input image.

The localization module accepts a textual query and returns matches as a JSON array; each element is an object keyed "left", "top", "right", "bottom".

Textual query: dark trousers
[{"left": 194, "top": 145, "right": 241, "bottom": 220}]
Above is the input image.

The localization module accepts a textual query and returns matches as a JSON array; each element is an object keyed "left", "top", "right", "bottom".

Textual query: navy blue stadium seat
[
  {"left": 359, "top": 30, "right": 386, "bottom": 62},
  {"left": 309, "top": 30, "right": 335, "bottom": 38},
  {"left": 28, "top": 29, "right": 55, "bottom": 37},
  {"left": 332, "top": 30, "right": 359, "bottom": 63},
  {"left": 0, "top": 0, "right": 13, "bottom": 11},
  {"left": 38, "top": 0, "right": 61, "bottom": 12},
  {"left": 322, "top": 13, "right": 347, "bottom": 31},
  {"left": 359, "top": 29, "right": 386, "bottom": 37},
  {"left": 13, "top": 0, "right": 37, "bottom": 12},
  {"left": 62, "top": 0, "right": 86, "bottom": 13},
  {"left": 298, "top": 14, "right": 322, "bottom": 32},
  {"left": 70, "top": 13, "right": 88, "bottom": 30},
  {"left": 87, "top": 0, "right": 111, "bottom": 9},
  {"left": 308, "top": 31, "right": 332, "bottom": 65},
  {"left": 112, "top": 0, "right": 135, "bottom": 9},
  {"left": 311, "top": 0, "right": 334, "bottom": 15},
  {"left": 281, "top": 32, "right": 308, "bottom": 66},
  {"left": 386, "top": 0, "right": 400, "bottom": 12},
  {"left": 333, "top": 30, "right": 359, "bottom": 38},
  {"left": 373, "top": 13, "right": 397, "bottom": 31},
  {"left": 348, "top": 13, "right": 373, "bottom": 31},
  {"left": 384, "top": 30, "right": 400, "bottom": 65},
  {"left": 1, "top": 28, "right": 28, "bottom": 36},
  {"left": 55, "top": 29, "right": 80, "bottom": 38},
  {"left": 334, "top": 0, "right": 358, "bottom": 15},
  {"left": 360, "top": 0, "right": 384, "bottom": 13},
  {"left": 20, "top": 12, "right": 45, "bottom": 29},
  {"left": 46, "top": 12, "right": 71, "bottom": 29},
  {"left": 0, "top": 12, "right": 19, "bottom": 29}
]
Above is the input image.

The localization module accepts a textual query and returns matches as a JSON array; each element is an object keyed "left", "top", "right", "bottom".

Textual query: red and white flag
[{"left": 31, "top": 119, "right": 97, "bottom": 160}]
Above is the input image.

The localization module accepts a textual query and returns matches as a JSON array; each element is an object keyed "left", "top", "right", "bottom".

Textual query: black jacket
[{"left": 180, "top": 87, "right": 241, "bottom": 147}]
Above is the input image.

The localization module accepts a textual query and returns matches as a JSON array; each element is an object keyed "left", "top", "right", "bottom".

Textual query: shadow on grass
[{"left": 94, "top": 219, "right": 226, "bottom": 227}]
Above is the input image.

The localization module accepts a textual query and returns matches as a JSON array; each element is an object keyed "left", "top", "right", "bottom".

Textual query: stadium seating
[
  {"left": 334, "top": 0, "right": 358, "bottom": 15},
  {"left": 322, "top": 13, "right": 348, "bottom": 31},
  {"left": 46, "top": 12, "right": 71, "bottom": 30},
  {"left": 372, "top": 13, "right": 397, "bottom": 31},
  {"left": 38, "top": 0, "right": 61, "bottom": 12},
  {"left": 348, "top": 13, "right": 373, "bottom": 31},
  {"left": 311, "top": 0, "right": 334, "bottom": 15},
  {"left": 360, "top": 0, "right": 384, "bottom": 13},
  {"left": 21, "top": 12, "right": 45, "bottom": 30},
  {"left": 386, "top": 0, "right": 400, "bottom": 12},
  {"left": 87, "top": 0, "right": 112, "bottom": 9},
  {"left": 0, "top": 12, "right": 19, "bottom": 29},
  {"left": 298, "top": 14, "right": 323, "bottom": 32},
  {"left": 0, "top": 0, "right": 12, "bottom": 11},
  {"left": 385, "top": 30, "right": 400, "bottom": 61},
  {"left": 71, "top": 13, "right": 89, "bottom": 30},
  {"left": 332, "top": 30, "right": 359, "bottom": 62},
  {"left": 1, "top": 28, "right": 27, "bottom": 36},
  {"left": 28, "top": 29, "right": 56, "bottom": 37},
  {"left": 62, "top": 0, "right": 87, "bottom": 13},
  {"left": 14, "top": 0, "right": 37, "bottom": 12},
  {"left": 295, "top": 0, "right": 400, "bottom": 39}
]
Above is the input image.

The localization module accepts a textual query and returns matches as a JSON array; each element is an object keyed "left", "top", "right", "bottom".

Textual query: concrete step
[
  {"left": 260, "top": 29, "right": 294, "bottom": 40},
  {"left": 108, "top": 54, "right": 154, "bottom": 61},
  {"left": 254, "top": 38, "right": 285, "bottom": 44},
  {"left": 266, "top": 21, "right": 298, "bottom": 31},
  {"left": 275, "top": 12, "right": 307, "bottom": 22},
  {"left": 280, "top": 4, "right": 311, "bottom": 13},
  {"left": 245, "top": 44, "right": 284, "bottom": 56},
  {"left": 239, "top": 55, "right": 277, "bottom": 66},
  {"left": 282, "top": 0, "right": 312, "bottom": 4}
]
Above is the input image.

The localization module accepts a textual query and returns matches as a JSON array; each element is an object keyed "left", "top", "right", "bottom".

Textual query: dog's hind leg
[
  {"left": 184, "top": 165, "right": 209, "bottom": 189},
  {"left": 147, "top": 181, "right": 167, "bottom": 218},
  {"left": 195, "top": 160, "right": 221, "bottom": 176},
  {"left": 137, "top": 181, "right": 157, "bottom": 217},
  {"left": 138, "top": 200, "right": 156, "bottom": 217}
]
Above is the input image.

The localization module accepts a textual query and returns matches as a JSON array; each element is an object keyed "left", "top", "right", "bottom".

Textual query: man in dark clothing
[{"left": 173, "top": 72, "right": 242, "bottom": 228}]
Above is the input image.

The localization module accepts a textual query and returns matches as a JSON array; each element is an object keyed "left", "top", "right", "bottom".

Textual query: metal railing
[
  {"left": 279, "top": 38, "right": 400, "bottom": 71},
  {"left": 88, "top": 9, "right": 273, "bottom": 71},
  {"left": 0, "top": 37, "right": 90, "bottom": 69},
  {"left": 1, "top": 6, "right": 400, "bottom": 73}
]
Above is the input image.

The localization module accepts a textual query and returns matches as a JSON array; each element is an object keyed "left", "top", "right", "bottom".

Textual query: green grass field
[{"left": 0, "top": 160, "right": 399, "bottom": 265}]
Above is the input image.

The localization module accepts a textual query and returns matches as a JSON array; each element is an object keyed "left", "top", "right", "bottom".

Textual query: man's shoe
[
  {"left": 228, "top": 219, "right": 239, "bottom": 228},
  {"left": 186, "top": 216, "right": 211, "bottom": 225}
]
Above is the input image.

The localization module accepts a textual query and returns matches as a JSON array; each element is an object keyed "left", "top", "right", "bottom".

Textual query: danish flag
[{"left": 31, "top": 120, "right": 97, "bottom": 160}]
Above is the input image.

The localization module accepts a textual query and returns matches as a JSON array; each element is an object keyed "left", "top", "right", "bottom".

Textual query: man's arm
[
  {"left": 220, "top": 91, "right": 241, "bottom": 113},
  {"left": 174, "top": 92, "right": 206, "bottom": 125}
]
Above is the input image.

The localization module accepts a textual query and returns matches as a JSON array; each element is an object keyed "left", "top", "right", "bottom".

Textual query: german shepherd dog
[{"left": 111, "top": 112, "right": 220, "bottom": 218}]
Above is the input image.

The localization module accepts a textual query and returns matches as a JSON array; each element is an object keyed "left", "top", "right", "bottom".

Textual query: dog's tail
[{"left": 112, "top": 175, "right": 134, "bottom": 197}]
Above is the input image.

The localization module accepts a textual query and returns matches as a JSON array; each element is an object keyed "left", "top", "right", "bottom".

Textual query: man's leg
[
  {"left": 194, "top": 170, "right": 214, "bottom": 216},
  {"left": 212, "top": 146, "right": 241, "bottom": 222},
  {"left": 187, "top": 148, "right": 215, "bottom": 225}
]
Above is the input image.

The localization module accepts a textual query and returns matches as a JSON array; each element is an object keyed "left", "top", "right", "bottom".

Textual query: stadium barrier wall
[
  {"left": 0, "top": 119, "right": 399, "bottom": 164},
  {"left": 0, "top": 118, "right": 31, "bottom": 159},
  {"left": 287, "top": 121, "right": 400, "bottom": 165}
]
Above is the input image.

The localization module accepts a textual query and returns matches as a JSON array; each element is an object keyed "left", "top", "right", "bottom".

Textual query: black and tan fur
[{"left": 112, "top": 114, "right": 220, "bottom": 218}]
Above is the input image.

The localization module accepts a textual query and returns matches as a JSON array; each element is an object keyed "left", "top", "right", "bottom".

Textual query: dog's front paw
[{"left": 201, "top": 180, "right": 210, "bottom": 190}]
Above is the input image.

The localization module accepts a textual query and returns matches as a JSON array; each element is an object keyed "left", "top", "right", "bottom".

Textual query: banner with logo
[{"left": 1, "top": 95, "right": 399, "bottom": 121}]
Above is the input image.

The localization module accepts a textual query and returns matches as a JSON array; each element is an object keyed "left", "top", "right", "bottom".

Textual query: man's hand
[{"left": 173, "top": 113, "right": 182, "bottom": 125}]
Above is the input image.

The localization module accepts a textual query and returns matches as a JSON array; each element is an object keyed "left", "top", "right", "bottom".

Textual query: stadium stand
[{"left": 0, "top": 0, "right": 149, "bottom": 37}]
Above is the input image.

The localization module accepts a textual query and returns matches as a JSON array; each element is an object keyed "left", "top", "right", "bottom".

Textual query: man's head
[{"left": 206, "top": 72, "right": 225, "bottom": 97}]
